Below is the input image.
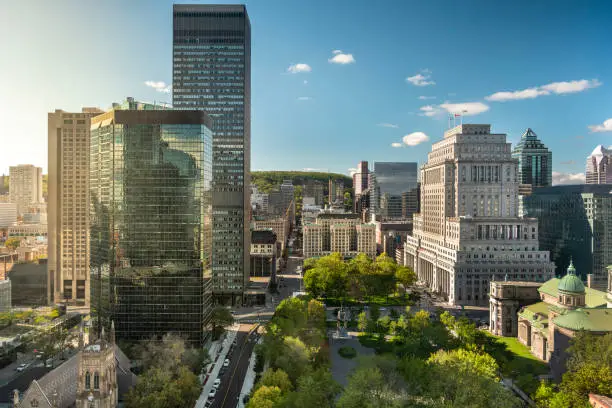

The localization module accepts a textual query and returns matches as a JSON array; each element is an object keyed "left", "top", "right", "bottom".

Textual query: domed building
[{"left": 515, "top": 260, "right": 612, "bottom": 379}]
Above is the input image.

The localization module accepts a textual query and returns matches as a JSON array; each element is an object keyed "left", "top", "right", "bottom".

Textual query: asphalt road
[{"left": 210, "top": 324, "right": 257, "bottom": 408}]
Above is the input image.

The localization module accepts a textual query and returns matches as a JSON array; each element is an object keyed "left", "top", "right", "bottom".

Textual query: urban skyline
[{"left": 1, "top": 0, "right": 611, "bottom": 183}]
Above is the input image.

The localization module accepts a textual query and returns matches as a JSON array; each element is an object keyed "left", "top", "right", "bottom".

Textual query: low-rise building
[
  {"left": 250, "top": 230, "right": 279, "bottom": 278},
  {"left": 0, "top": 203, "right": 17, "bottom": 228},
  {"left": 489, "top": 280, "right": 541, "bottom": 336},
  {"left": 491, "top": 261, "right": 612, "bottom": 380}
]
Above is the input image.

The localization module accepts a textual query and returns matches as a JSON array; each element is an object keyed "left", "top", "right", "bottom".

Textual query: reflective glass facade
[
  {"left": 173, "top": 5, "right": 251, "bottom": 303},
  {"left": 512, "top": 128, "right": 552, "bottom": 187},
  {"left": 90, "top": 101, "right": 213, "bottom": 346},
  {"left": 373, "top": 162, "right": 418, "bottom": 219}
]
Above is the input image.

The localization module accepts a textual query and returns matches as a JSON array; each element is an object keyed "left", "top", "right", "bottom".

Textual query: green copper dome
[{"left": 558, "top": 260, "right": 585, "bottom": 294}]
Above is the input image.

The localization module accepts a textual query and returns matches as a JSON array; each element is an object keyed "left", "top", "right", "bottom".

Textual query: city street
[{"left": 209, "top": 324, "right": 257, "bottom": 408}]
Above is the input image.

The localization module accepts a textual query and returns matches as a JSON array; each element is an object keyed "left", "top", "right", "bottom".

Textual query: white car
[
  {"left": 16, "top": 363, "right": 27, "bottom": 372},
  {"left": 223, "top": 359, "right": 230, "bottom": 367},
  {"left": 213, "top": 378, "right": 221, "bottom": 388},
  {"left": 208, "top": 388, "right": 217, "bottom": 399}
]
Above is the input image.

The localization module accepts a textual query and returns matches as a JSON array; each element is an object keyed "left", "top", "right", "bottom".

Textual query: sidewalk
[{"left": 195, "top": 324, "right": 239, "bottom": 408}]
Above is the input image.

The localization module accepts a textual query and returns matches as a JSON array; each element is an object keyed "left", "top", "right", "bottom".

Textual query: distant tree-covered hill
[{"left": 251, "top": 171, "right": 352, "bottom": 193}]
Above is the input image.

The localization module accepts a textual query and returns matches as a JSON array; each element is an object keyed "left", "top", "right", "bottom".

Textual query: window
[
  {"left": 85, "top": 371, "right": 91, "bottom": 389},
  {"left": 94, "top": 372, "right": 100, "bottom": 389}
]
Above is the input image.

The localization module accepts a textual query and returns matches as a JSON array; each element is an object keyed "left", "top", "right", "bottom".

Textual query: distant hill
[{"left": 252, "top": 171, "right": 352, "bottom": 193}]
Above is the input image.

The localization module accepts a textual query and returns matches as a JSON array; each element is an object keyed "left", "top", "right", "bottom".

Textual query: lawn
[{"left": 486, "top": 333, "right": 549, "bottom": 396}]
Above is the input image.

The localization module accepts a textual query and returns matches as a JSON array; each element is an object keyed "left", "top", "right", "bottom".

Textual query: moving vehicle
[
  {"left": 16, "top": 363, "right": 28, "bottom": 372},
  {"left": 223, "top": 359, "right": 230, "bottom": 367}
]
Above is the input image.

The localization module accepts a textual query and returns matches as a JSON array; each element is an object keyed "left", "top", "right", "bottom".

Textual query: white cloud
[
  {"left": 485, "top": 88, "right": 547, "bottom": 101},
  {"left": 402, "top": 132, "right": 430, "bottom": 146},
  {"left": 296, "top": 96, "right": 312, "bottom": 101},
  {"left": 552, "top": 171, "right": 586, "bottom": 185},
  {"left": 348, "top": 168, "right": 358, "bottom": 176},
  {"left": 541, "top": 79, "right": 602, "bottom": 94},
  {"left": 406, "top": 73, "right": 435, "bottom": 86},
  {"left": 328, "top": 50, "right": 355, "bottom": 64},
  {"left": 287, "top": 63, "right": 312, "bottom": 74},
  {"left": 486, "top": 79, "right": 601, "bottom": 101},
  {"left": 145, "top": 81, "right": 171, "bottom": 93},
  {"left": 377, "top": 123, "right": 399, "bottom": 128},
  {"left": 303, "top": 168, "right": 325, "bottom": 172},
  {"left": 419, "top": 105, "right": 439, "bottom": 117},
  {"left": 391, "top": 142, "right": 403, "bottom": 148},
  {"left": 589, "top": 118, "right": 612, "bottom": 133},
  {"left": 418, "top": 95, "right": 436, "bottom": 100},
  {"left": 439, "top": 102, "right": 490, "bottom": 116}
]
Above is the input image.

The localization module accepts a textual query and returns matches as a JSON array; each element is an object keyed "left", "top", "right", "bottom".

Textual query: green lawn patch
[
  {"left": 338, "top": 346, "right": 357, "bottom": 359},
  {"left": 484, "top": 333, "right": 549, "bottom": 396}
]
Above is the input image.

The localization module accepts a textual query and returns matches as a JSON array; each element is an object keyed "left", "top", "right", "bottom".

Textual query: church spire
[
  {"left": 78, "top": 319, "right": 85, "bottom": 349},
  {"left": 110, "top": 320, "right": 116, "bottom": 345}
]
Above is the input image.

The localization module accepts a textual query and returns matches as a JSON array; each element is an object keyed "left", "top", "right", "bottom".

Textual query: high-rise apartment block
[
  {"left": 512, "top": 128, "right": 552, "bottom": 187},
  {"left": 9, "top": 165, "right": 43, "bottom": 216},
  {"left": 403, "top": 124, "right": 555, "bottom": 306},
  {"left": 173, "top": 5, "right": 251, "bottom": 305},
  {"left": 586, "top": 145, "right": 612, "bottom": 184},
  {"left": 48, "top": 108, "right": 103, "bottom": 306},
  {"left": 89, "top": 99, "right": 213, "bottom": 346},
  {"left": 303, "top": 213, "right": 376, "bottom": 258},
  {"left": 521, "top": 184, "right": 612, "bottom": 290}
]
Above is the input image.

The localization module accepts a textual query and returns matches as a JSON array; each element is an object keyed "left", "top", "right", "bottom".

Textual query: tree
[
  {"left": 125, "top": 366, "right": 201, "bottom": 408},
  {"left": 428, "top": 348, "right": 499, "bottom": 380},
  {"left": 247, "top": 385, "right": 284, "bottom": 408},
  {"left": 303, "top": 268, "right": 323, "bottom": 298},
  {"left": 284, "top": 368, "right": 341, "bottom": 408},
  {"left": 357, "top": 311, "right": 369, "bottom": 332},
  {"left": 541, "top": 332, "right": 612, "bottom": 407},
  {"left": 274, "top": 336, "right": 312, "bottom": 383},
  {"left": 534, "top": 381, "right": 557, "bottom": 408},
  {"left": 4, "top": 237, "right": 20, "bottom": 251},
  {"left": 255, "top": 368, "right": 293, "bottom": 394},
  {"left": 210, "top": 306, "right": 234, "bottom": 339},
  {"left": 395, "top": 265, "right": 416, "bottom": 296}
]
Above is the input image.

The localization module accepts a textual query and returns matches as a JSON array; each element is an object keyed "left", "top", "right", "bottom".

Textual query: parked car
[
  {"left": 213, "top": 378, "right": 221, "bottom": 388},
  {"left": 223, "top": 359, "right": 230, "bottom": 367},
  {"left": 208, "top": 388, "right": 217, "bottom": 399},
  {"left": 16, "top": 363, "right": 27, "bottom": 372}
]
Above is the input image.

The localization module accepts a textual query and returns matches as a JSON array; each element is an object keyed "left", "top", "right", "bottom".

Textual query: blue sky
[{"left": 1, "top": 0, "right": 611, "bottom": 183}]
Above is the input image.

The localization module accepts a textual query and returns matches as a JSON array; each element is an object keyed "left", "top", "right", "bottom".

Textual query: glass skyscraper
[
  {"left": 90, "top": 98, "right": 213, "bottom": 346},
  {"left": 372, "top": 162, "right": 418, "bottom": 219},
  {"left": 173, "top": 5, "right": 251, "bottom": 304},
  {"left": 522, "top": 184, "right": 612, "bottom": 290},
  {"left": 512, "top": 128, "right": 552, "bottom": 187}
]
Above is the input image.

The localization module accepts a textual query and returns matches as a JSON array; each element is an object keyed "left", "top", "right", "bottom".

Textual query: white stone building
[
  {"left": 303, "top": 213, "right": 376, "bottom": 259},
  {"left": 403, "top": 124, "right": 555, "bottom": 306}
]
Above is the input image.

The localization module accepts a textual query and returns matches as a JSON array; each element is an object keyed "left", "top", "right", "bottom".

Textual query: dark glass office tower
[
  {"left": 173, "top": 5, "right": 251, "bottom": 305},
  {"left": 373, "top": 162, "right": 418, "bottom": 219},
  {"left": 90, "top": 98, "right": 213, "bottom": 346},
  {"left": 512, "top": 128, "right": 552, "bottom": 187}
]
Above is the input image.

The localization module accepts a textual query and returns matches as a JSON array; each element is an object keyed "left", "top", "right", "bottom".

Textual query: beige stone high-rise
[
  {"left": 403, "top": 124, "right": 555, "bottom": 306},
  {"left": 48, "top": 108, "right": 102, "bottom": 306},
  {"left": 9, "top": 164, "right": 43, "bottom": 216}
]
